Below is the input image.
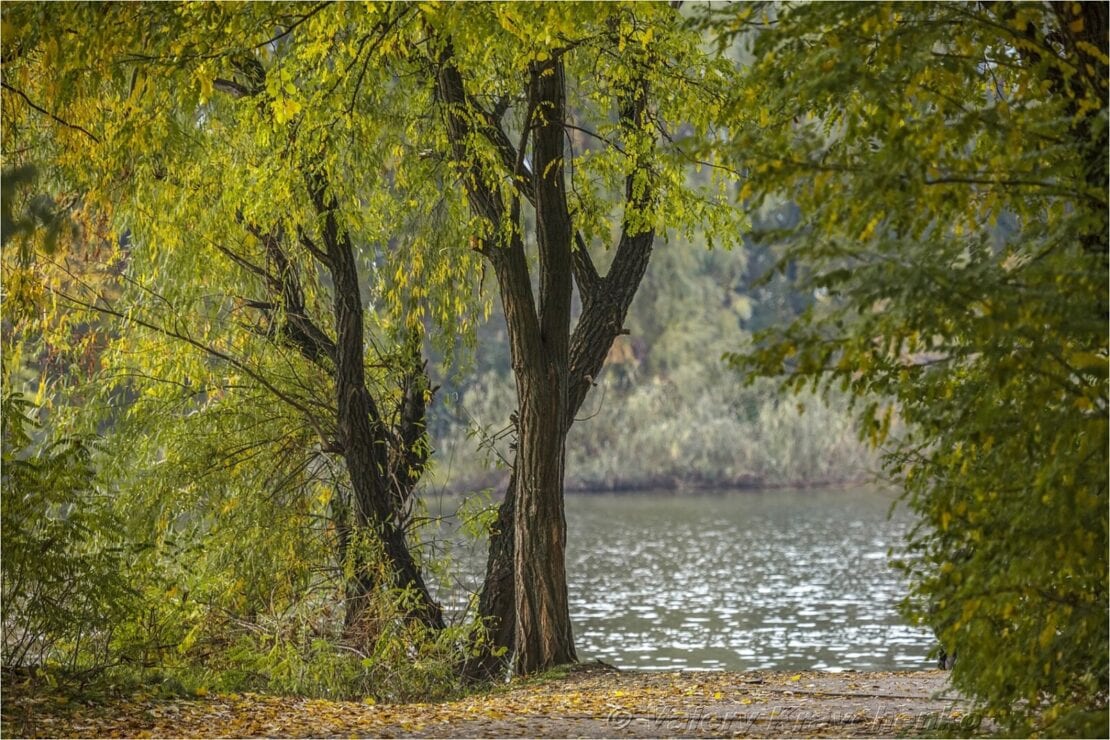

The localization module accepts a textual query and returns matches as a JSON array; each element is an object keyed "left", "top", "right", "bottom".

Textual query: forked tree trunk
[
  {"left": 215, "top": 72, "right": 445, "bottom": 637},
  {"left": 437, "top": 39, "right": 655, "bottom": 677},
  {"left": 466, "top": 133, "right": 656, "bottom": 679},
  {"left": 507, "top": 57, "right": 577, "bottom": 672},
  {"left": 468, "top": 272, "right": 655, "bottom": 676},
  {"left": 307, "top": 170, "right": 444, "bottom": 633}
]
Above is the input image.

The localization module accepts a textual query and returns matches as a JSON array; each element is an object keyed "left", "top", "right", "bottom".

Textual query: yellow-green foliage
[
  {"left": 0, "top": 394, "right": 141, "bottom": 673},
  {"left": 722, "top": 3, "right": 1107, "bottom": 734},
  {"left": 2, "top": 1, "right": 742, "bottom": 694}
]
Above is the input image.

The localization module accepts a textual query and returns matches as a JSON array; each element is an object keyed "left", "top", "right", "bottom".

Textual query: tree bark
[
  {"left": 213, "top": 61, "right": 444, "bottom": 636},
  {"left": 436, "top": 38, "right": 656, "bottom": 676},
  {"left": 463, "top": 470, "right": 516, "bottom": 678},
  {"left": 307, "top": 169, "right": 445, "bottom": 633},
  {"left": 505, "top": 58, "right": 578, "bottom": 675},
  {"left": 460, "top": 76, "right": 656, "bottom": 678}
]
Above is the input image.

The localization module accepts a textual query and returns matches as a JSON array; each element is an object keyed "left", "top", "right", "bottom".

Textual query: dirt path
[{"left": 3, "top": 666, "right": 984, "bottom": 738}]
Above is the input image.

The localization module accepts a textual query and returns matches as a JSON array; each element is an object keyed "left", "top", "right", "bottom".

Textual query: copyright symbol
[{"left": 607, "top": 709, "right": 633, "bottom": 729}]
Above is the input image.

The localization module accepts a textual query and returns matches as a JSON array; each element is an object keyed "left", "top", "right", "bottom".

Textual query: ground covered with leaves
[{"left": 3, "top": 665, "right": 983, "bottom": 738}]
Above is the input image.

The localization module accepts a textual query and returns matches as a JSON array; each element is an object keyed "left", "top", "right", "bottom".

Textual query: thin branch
[
  {"left": 212, "top": 242, "right": 273, "bottom": 282},
  {"left": 213, "top": 78, "right": 253, "bottom": 98},
  {"left": 239, "top": 224, "right": 339, "bottom": 370},
  {"left": 252, "top": 2, "right": 334, "bottom": 51},
  {"left": 55, "top": 288, "right": 331, "bottom": 442},
  {"left": 923, "top": 174, "right": 1094, "bottom": 200},
  {"left": 923, "top": 175, "right": 1064, "bottom": 189},
  {"left": 297, "top": 227, "right": 332, "bottom": 267},
  {"left": 1, "top": 81, "right": 100, "bottom": 143},
  {"left": 513, "top": 90, "right": 539, "bottom": 182},
  {"left": 337, "top": 6, "right": 413, "bottom": 114},
  {"left": 571, "top": 231, "right": 601, "bottom": 300},
  {"left": 563, "top": 123, "right": 626, "bottom": 155}
]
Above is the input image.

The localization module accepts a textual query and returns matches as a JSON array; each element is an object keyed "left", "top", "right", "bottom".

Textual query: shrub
[{"left": 1, "top": 393, "right": 138, "bottom": 675}]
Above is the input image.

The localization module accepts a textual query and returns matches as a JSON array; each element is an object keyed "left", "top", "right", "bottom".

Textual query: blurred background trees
[{"left": 429, "top": 218, "right": 872, "bottom": 494}]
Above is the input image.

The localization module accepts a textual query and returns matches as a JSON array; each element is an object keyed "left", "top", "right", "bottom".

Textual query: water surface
[{"left": 434, "top": 487, "right": 934, "bottom": 672}]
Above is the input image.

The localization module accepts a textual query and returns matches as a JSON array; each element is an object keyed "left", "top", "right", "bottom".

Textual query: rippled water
[{"left": 433, "top": 487, "right": 935, "bottom": 672}]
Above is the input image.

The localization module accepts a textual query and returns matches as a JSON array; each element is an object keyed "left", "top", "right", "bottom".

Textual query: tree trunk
[
  {"left": 436, "top": 40, "right": 655, "bottom": 676},
  {"left": 194, "top": 59, "right": 447, "bottom": 638},
  {"left": 307, "top": 170, "right": 445, "bottom": 633},
  {"left": 463, "top": 471, "right": 515, "bottom": 678},
  {"left": 502, "top": 58, "right": 577, "bottom": 675},
  {"left": 460, "top": 98, "right": 657, "bottom": 678},
  {"left": 468, "top": 279, "right": 654, "bottom": 676},
  {"left": 511, "top": 367, "right": 576, "bottom": 672}
]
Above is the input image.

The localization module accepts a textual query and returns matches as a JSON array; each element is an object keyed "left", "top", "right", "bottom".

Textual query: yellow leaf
[
  {"left": 789, "top": 674, "right": 801, "bottom": 682},
  {"left": 271, "top": 97, "right": 302, "bottom": 124},
  {"left": 1068, "top": 351, "right": 1107, "bottom": 370},
  {"left": 859, "top": 214, "right": 882, "bottom": 241}
]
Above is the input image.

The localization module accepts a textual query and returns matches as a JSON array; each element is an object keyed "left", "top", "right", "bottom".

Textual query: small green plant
[
  {"left": 165, "top": 584, "right": 481, "bottom": 703},
  {"left": 1, "top": 393, "right": 140, "bottom": 677}
]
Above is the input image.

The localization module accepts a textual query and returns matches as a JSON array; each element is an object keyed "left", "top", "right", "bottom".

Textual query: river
[{"left": 431, "top": 487, "right": 936, "bottom": 672}]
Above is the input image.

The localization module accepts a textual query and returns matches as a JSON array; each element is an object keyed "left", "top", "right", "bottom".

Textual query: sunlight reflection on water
[{"left": 434, "top": 487, "right": 935, "bottom": 672}]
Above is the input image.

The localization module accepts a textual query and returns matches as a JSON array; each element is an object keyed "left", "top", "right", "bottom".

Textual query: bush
[
  {"left": 167, "top": 584, "right": 479, "bottom": 703},
  {"left": 721, "top": 2, "right": 1108, "bottom": 733},
  {"left": 1, "top": 393, "right": 139, "bottom": 675}
]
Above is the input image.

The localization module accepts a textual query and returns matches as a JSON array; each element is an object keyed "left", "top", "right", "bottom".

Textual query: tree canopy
[
  {"left": 3, "top": 1, "right": 1106, "bottom": 726},
  {"left": 2, "top": 0, "right": 736, "bottom": 684},
  {"left": 720, "top": 2, "right": 1108, "bottom": 734}
]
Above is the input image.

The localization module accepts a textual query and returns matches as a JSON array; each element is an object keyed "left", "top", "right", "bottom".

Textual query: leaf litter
[{"left": 3, "top": 666, "right": 985, "bottom": 738}]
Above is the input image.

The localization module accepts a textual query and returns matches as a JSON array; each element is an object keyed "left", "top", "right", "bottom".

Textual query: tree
[
  {"left": 421, "top": 4, "right": 739, "bottom": 675},
  {"left": 1, "top": 2, "right": 483, "bottom": 642},
  {"left": 3, "top": 2, "right": 740, "bottom": 678},
  {"left": 716, "top": 2, "right": 1107, "bottom": 734}
]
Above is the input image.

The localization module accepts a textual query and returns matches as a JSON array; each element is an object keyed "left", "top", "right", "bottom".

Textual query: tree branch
[
  {"left": 566, "top": 71, "right": 657, "bottom": 422},
  {"left": 345, "top": 6, "right": 413, "bottom": 115},
  {"left": 298, "top": 227, "right": 332, "bottom": 268},
  {"left": 1, "top": 81, "right": 100, "bottom": 143},
  {"left": 219, "top": 225, "right": 338, "bottom": 370},
  {"left": 213, "top": 78, "right": 253, "bottom": 98},
  {"left": 55, "top": 288, "right": 331, "bottom": 443},
  {"left": 434, "top": 40, "right": 543, "bottom": 365},
  {"left": 530, "top": 57, "right": 574, "bottom": 350},
  {"left": 303, "top": 164, "right": 387, "bottom": 432},
  {"left": 252, "top": 2, "right": 334, "bottom": 51},
  {"left": 571, "top": 231, "right": 601, "bottom": 302}
]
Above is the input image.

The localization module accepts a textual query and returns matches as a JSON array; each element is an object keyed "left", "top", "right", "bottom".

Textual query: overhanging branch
[{"left": 1, "top": 81, "right": 101, "bottom": 143}]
